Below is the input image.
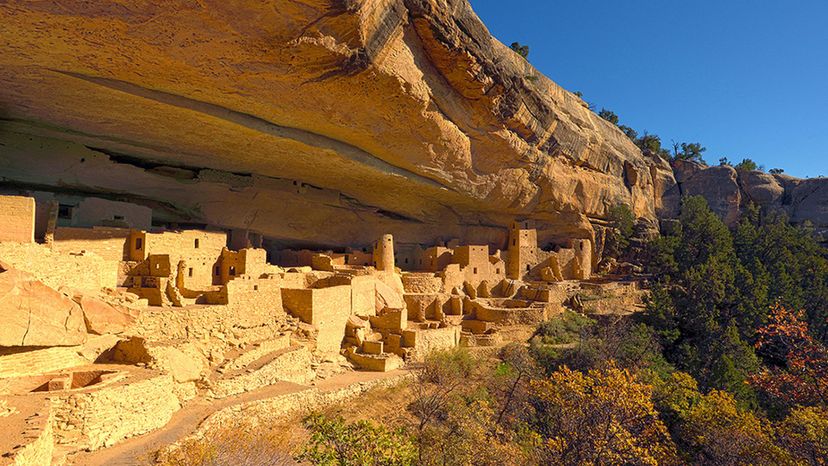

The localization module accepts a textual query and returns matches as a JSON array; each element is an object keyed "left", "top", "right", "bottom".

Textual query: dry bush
[{"left": 155, "top": 417, "right": 303, "bottom": 466}]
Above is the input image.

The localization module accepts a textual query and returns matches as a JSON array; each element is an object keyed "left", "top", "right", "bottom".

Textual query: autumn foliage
[
  {"left": 530, "top": 364, "right": 679, "bottom": 465},
  {"left": 751, "top": 304, "right": 828, "bottom": 408}
]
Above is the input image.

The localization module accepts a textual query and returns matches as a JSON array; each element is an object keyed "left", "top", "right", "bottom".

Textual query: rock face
[
  {"left": 669, "top": 161, "right": 828, "bottom": 236},
  {"left": 71, "top": 294, "right": 136, "bottom": 336},
  {"left": 0, "top": 263, "right": 87, "bottom": 347},
  {"left": 0, "top": 0, "right": 674, "bottom": 249}
]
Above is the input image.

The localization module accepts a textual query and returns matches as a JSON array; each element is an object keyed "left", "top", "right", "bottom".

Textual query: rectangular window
[
  {"left": 215, "top": 266, "right": 220, "bottom": 276},
  {"left": 194, "top": 239, "right": 200, "bottom": 249},
  {"left": 113, "top": 215, "right": 124, "bottom": 221},
  {"left": 135, "top": 238, "right": 143, "bottom": 250},
  {"left": 473, "top": 267, "right": 478, "bottom": 274},
  {"left": 57, "top": 204, "right": 72, "bottom": 220},
  {"left": 229, "top": 266, "right": 236, "bottom": 276},
  {"left": 188, "top": 268, "right": 193, "bottom": 277},
  {"left": 253, "top": 285, "right": 259, "bottom": 291}
]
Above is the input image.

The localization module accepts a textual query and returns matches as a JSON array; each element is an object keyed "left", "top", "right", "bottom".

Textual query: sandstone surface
[
  {"left": 72, "top": 293, "right": 137, "bottom": 336},
  {"left": 670, "top": 161, "right": 828, "bottom": 236},
  {"left": 0, "top": 263, "right": 87, "bottom": 347},
  {"left": 0, "top": 0, "right": 674, "bottom": 248}
]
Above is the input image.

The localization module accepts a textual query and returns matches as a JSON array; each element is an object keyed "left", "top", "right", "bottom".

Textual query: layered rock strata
[{"left": 0, "top": 0, "right": 674, "bottom": 248}]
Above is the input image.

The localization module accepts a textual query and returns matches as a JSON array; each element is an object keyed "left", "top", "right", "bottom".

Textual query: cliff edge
[{"left": 0, "top": 0, "right": 674, "bottom": 247}]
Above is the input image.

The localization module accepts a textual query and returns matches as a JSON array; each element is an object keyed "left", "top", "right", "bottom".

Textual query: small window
[
  {"left": 214, "top": 266, "right": 220, "bottom": 276},
  {"left": 473, "top": 267, "right": 478, "bottom": 274},
  {"left": 526, "top": 265, "right": 531, "bottom": 272},
  {"left": 345, "top": 255, "right": 350, "bottom": 264},
  {"left": 113, "top": 215, "right": 124, "bottom": 221},
  {"left": 57, "top": 204, "right": 73, "bottom": 220},
  {"left": 404, "top": 258, "right": 408, "bottom": 264},
  {"left": 496, "top": 268, "right": 500, "bottom": 274},
  {"left": 512, "top": 239, "right": 516, "bottom": 246},
  {"left": 135, "top": 238, "right": 143, "bottom": 250},
  {"left": 229, "top": 266, "right": 236, "bottom": 276},
  {"left": 188, "top": 267, "right": 193, "bottom": 277},
  {"left": 254, "top": 285, "right": 259, "bottom": 291},
  {"left": 194, "top": 239, "right": 200, "bottom": 249}
]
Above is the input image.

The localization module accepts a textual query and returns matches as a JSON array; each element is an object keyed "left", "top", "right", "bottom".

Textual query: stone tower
[
  {"left": 373, "top": 234, "right": 395, "bottom": 272},
  {"left": 506, "top": 221, "right": 539, "bottom": 280},
  {"left": 570, "top": 238, "right": 593, "bottom": 280}
]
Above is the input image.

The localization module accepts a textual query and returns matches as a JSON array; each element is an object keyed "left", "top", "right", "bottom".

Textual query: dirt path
[{"left": 67, "top": 370, "right": 407, "bottom": 466}]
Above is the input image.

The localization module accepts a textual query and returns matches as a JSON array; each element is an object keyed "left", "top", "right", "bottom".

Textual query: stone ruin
[{"left": 0, "top": 194, "right": 645, "bottom": 464}]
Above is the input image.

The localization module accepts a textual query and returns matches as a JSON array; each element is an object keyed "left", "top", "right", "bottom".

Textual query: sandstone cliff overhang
[{"left": 0, "top": 0, "right": 675, "bottom": 248}]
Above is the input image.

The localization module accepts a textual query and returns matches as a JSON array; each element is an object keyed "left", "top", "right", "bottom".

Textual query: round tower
[{"left": 374, "top": 234, "right": 395, "bottom": 272}]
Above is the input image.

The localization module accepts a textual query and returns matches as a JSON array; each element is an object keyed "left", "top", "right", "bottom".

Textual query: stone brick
[{"left": 362, "top": 341, "right": 383, "bottom": 355}]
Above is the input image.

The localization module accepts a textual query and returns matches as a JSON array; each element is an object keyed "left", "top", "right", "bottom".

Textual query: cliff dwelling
[
  {"left": 3, "top": 0, "right": 818, "bottom": 464},
  {"left": 0, "top": 192, "right": 645, "bottom": 464}
]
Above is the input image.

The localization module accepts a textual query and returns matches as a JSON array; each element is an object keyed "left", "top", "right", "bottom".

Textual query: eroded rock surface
[
  {"left": 670, "top": 161, "right": 828, "bottom": 237},
  {"left": 0, "top": 263, "right": 87, "bottom": 346},
  {"left": 0, "top": 0, "right": 674, "bottom": 248}
]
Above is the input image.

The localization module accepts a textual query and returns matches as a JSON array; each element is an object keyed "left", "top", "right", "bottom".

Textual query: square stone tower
[{"left": 506, "top": 220, "right": 538, "bottom": 280}]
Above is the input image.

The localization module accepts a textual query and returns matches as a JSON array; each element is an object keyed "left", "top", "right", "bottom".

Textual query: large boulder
[
  {"left": 0, "top": 263, "right": 87, "bottom": 346},
  {"left": 71, "top": 293, "right": 137, "bottom": 335},
  {"left": 671, "top": 164, "right": 742, "bottom": 226},
  {"left": 668, "top": 162, "right": 828, "bottom": 237},
  {"left": 375, "top": 279, "right": 406, "bottom": 313},
  {"left": 787, "top": 179, "right": 828, "bottom": 228}
]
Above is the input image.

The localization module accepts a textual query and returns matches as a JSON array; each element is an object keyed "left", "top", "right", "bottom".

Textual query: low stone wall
[
  {"left": 471, "top": 302, "right": 550, "bottom": 325},
  {"left": 407, "top": 327, "right": 460, "bottom": 361},
  {"left": 131, "top": 302, "right": 281, "bottom": 344},
  {"left": 0, "top": 242, "right": 117, "bottom": 291},
  {"left": 163, "top": 371, "right": 413, "bottom": 459},
  {"left": 51, "top": 368, "right": 180, "bottom": 451},
  {"left": 578, "top": 280, "right": 647, "bottom": 315},
  {"left": 0, "top": 346, "right": 89, "bottom": 379},
  {"left": 209, "top": 345, "right": 314, "bottom": 399}
]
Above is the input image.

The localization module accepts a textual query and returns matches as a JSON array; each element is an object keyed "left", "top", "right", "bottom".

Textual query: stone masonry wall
[
  {"left": 282, "top": 286, "right": 351, "bottom": 354},
  {"left": 51, "top": 371, "right": 180, "bottom": 450},
  {"left": 0, "top": 242, "right": 117, "bottom": 291},
  {"left": 52, "top": 226, "right": 130, "bottom": 261},
  {"left": 0, "top": 346, "right": 89, "bottom": 379},
  {"left": 0, "top": 195, "right": 35, "bottom": 243}
]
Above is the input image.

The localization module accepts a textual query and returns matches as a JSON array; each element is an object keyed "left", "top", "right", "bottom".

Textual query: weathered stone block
[{"left": 362, "top": 341, "right": 383, "bottom": 355}]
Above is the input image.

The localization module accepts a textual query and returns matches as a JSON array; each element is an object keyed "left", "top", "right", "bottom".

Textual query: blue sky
[{"left": 471, "top": 1, "right": 828, "bottom": 178}]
